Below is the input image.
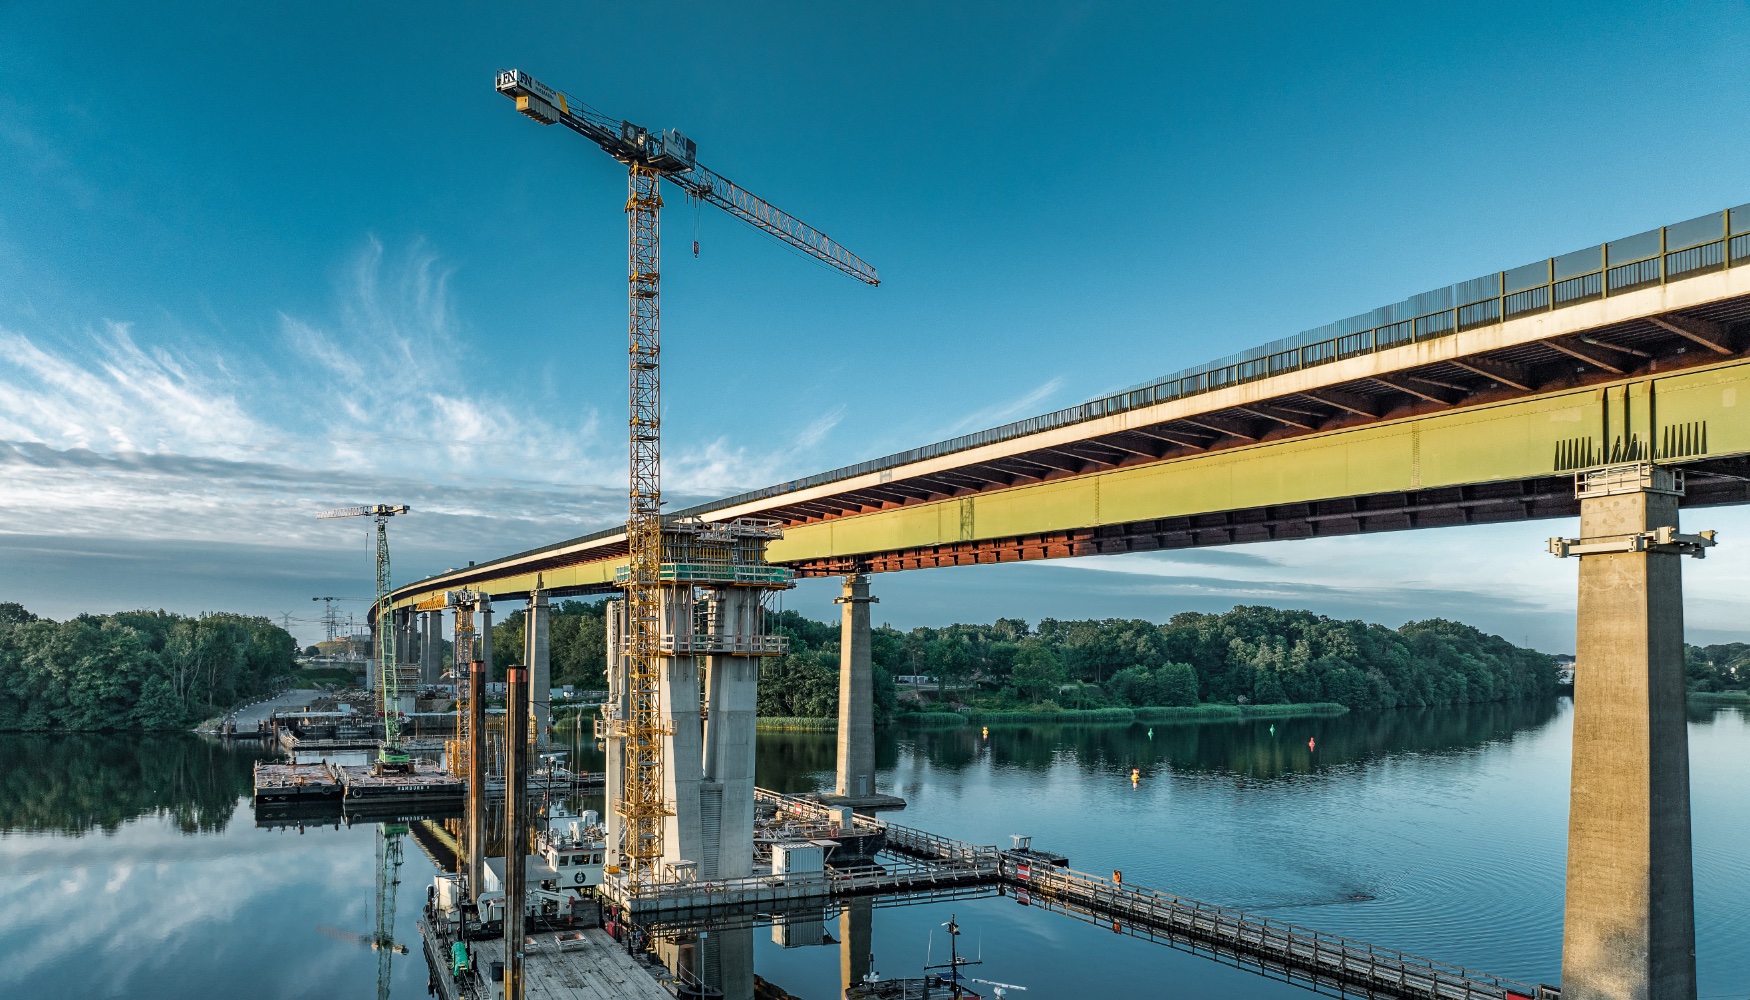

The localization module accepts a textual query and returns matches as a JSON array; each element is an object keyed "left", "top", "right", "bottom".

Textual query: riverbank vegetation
[
  {"left": 0, "top": 603, "right": 297, "bottom": 731},
  {"left": 757, "top": 606, "right": 1562, "bottom": 724}
]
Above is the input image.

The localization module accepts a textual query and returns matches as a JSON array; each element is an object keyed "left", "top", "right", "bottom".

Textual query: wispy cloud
[
  {"left": 794, "top": 404, "right": 846, "bottom": 449},
  {"left": 0, "top": 239, "right": 733, "bottom": 633},
  {"left": 0, "top": 323, "right": 264, "bottom": 460},
  {"left": 939, "top": 376, "right": 1066, "bottom": 436}
]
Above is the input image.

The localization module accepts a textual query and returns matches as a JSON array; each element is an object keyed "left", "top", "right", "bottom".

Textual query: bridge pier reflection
[{"left": 1553, "top": 463, "right": 1711, "bottom": 1000}]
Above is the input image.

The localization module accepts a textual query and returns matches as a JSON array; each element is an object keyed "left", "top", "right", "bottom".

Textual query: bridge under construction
[{"left": 385, "top": 126, "right": 1750, "bottom": 999}]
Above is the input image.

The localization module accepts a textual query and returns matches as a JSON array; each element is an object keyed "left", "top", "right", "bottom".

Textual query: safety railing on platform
[{"left": 604, "top": 854, "right": 999, "bottom": 914}]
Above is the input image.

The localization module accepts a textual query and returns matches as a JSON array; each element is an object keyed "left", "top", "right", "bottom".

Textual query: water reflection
[
  {"left": 0, "top": 701, "right": 1743, "bottom": 1000},
  {"left": 0, "top": 732, "right": 267, "bottom": 835},
  {"left": 756, "top": 698, "right": 1566, "bottom": 793}
]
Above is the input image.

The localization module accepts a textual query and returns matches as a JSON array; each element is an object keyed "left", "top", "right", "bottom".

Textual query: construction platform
[
  {"left": 420, "top": 922, "right": 673, "bottom": 1000},
  {"left": 251, "top": 762, "right": 342, "bottom": 804},
  {"left": 335, "top": 762, "right": 466, "bottom": 805},
  {"left": 807, "top": 791, "right": 907, "bottom": 811}
]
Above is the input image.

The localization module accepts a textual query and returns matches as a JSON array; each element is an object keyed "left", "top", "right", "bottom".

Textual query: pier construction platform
[
  {"left": 251, "top": 762, "right": 342, "bottom": 804},
  {"left": 335, "top": 761, "right": 466, "bottom": 805}
]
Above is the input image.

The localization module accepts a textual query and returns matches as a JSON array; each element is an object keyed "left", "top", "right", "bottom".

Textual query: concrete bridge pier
[
  {"left": 1552, "top": 463, "right": 1712, "bottom": 1000},
  {"left": 701, "top": 587, "right": 760, "bottom": 879},
  {"left": 524, "top": 590, "right": 551, "bottom": 747},
  {"left": 393, "top": 609, "right": 411, "bottom": 670},
  {"left": 827, "top": 574, "right": 902, "bottom": 808},
  {"left": 659, "top": 589, "right": 704, "bottom": 875},
  {"left": 421, "top": 609, "right": 442, "bottom": 686},
  {"left": 835, "top": 574, "right": 876, "bottom": 799}
]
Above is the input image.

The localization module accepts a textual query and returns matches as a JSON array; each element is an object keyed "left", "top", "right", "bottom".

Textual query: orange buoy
[{"left": 1308, "top": 737, "right": 1316, "bottom": 751}]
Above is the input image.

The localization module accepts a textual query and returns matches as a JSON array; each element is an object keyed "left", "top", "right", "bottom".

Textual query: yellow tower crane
[{"left": 495, "top": 69, "right": 878, "bottom": 887}]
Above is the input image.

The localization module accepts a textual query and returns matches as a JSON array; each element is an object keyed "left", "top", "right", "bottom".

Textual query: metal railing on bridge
[{"left": 675, "top": 202, "right": 1750, "bottom": 523}]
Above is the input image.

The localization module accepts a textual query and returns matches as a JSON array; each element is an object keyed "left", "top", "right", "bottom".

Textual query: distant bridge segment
[{"left": 391, "top": 205, "right": 1750, "bottom": 610}]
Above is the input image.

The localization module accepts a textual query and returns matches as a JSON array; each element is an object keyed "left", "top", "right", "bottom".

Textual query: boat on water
[{"left": 430, "top": 803, "right": 607, "bottom": 932}]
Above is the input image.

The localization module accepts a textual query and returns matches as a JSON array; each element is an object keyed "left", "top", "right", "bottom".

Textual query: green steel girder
[{"left": 386, "top": 357, "right": 1750, "bottom": 611}]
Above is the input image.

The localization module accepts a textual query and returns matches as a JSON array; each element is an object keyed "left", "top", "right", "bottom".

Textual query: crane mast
[
  {"left": 318, "top": 504, "right": 411, "bottom": 767},
  {"left": 496, "top": 69, "right": 876, "bottom": 888}
]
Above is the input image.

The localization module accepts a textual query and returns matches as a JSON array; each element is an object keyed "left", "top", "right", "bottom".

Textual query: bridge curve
[{"left": 389, "top": 205, "right": 1750, "bottom": 613}]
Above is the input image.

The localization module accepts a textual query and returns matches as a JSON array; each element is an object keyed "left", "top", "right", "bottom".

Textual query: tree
[{"left": 1010, "top": 641, "right": 1064, "bottom": 702}]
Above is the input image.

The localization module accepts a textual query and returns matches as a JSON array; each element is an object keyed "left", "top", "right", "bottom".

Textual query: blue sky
[{"left": 3, "top": 2, "right": 1750, "bottom": 648}]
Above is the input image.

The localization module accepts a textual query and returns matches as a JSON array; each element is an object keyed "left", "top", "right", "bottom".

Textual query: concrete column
[
  {"left": 478, "top": 597, "right": 493, "bottom": 684},
  {"left": 393, "top": 609, "right": 410, "bottom": 668},
  {"left": 364, "top": 618, "right": 377, "bottom": 696},
  {"left": 421, "top": 609, "right": 443, "bottom": 687},
  {"left": 1559, "top": 469, "right": 1698, "bottom": 1000},
  {"left": 525, "top": 590, "right": 551, "bottom": 749},
  {"left": 659, "top": 651, "right": 703, "bottom": 875},
  {"left": 841, "top": 896, "right": 873, "bottom": 992},
  {"left": 659, "top": 588, "right": 703, "bottom": 875},
  {"left": 702, "top": 588, "right": 760, "bottom": 879},
  {"left": 835, "top": 574, "right": 877, "bottom": 799}
]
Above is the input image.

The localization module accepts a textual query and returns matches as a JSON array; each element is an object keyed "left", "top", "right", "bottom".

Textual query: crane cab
[{"left": 650, "top": 129, "right": 696, "bottom": 172}]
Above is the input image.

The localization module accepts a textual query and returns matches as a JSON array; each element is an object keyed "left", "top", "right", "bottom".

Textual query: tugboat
[
  {"left": 845, "top": 914, "right": 1000, "bottom": 1000},
  {"left": 433, "top": 804, "right": 607, "bottom": 932}
]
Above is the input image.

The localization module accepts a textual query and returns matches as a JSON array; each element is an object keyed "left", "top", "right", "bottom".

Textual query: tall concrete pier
[
  {"left": 603, "top": 600, "right": 627, "bottom": 867},
  {"left": 700, "top": 586, "right": 761, "bottom": 879},
  {"left": 1551, "top": 464, "right": 1712, "bottom": 1000},
  {"left": 524, "top": 590, "right": 551, "bottom": 748},
  {"left": 834, "top": 574, "right": 878, "bottom": 800},
  {"left": 420, "top": 609, "right": 442, "bottom": 686}
]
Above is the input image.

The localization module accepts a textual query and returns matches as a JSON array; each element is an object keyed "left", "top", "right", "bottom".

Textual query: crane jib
[{"left": 496, "top": 68, "right": 878, "bottom": 286}]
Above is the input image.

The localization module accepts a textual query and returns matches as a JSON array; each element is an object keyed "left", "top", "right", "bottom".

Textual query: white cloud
[
  {"left": 0, "top": 323, "right": 264, "bottom": 460},
  {"left": 940, "top": 376, "right": 1066, "bottom": 436}
]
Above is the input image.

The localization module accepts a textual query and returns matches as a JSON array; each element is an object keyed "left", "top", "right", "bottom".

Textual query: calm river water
[{"left": 1, "top": 698, "right": 1745, "bottom": 999}]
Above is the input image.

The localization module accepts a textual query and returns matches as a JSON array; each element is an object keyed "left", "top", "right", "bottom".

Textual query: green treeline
[
  {"left": 0, "top": 603, "right": 297, "bottom": 731},
  {"left": 761, "top": 605, "right": 1561, "bottom": 720},
  {"left": 1687, "top": 643, "right": 1750, "bottom": 693},
  {"left": 476, "top": 601, "right": 1561, "bottom": 721}
]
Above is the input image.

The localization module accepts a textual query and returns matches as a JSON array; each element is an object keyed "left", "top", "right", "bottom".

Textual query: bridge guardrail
[{"left": 677, "top": 203, "right": 1750, "bottom": 524}]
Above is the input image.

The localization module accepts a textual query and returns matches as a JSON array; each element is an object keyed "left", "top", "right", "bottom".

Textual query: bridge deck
[{"left": 391, "top": 204, "right": 1750, "bottom": 609}]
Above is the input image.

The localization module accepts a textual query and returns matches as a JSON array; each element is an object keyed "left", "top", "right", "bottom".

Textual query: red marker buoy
[{"left": 1308, "top": 737, "right": 1316, "bottom": 751}]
